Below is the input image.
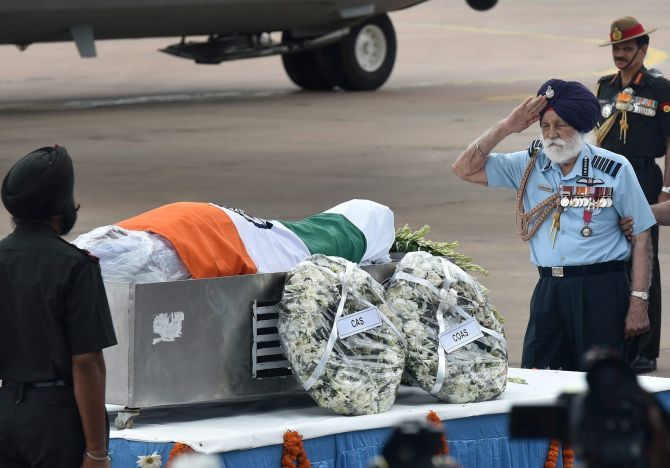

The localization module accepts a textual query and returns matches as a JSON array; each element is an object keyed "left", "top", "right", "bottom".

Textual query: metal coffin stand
[{"left": 103, "top": 263, "right": 396, "bottom": 429}]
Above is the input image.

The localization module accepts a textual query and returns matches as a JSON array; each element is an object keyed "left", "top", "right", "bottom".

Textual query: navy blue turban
[{"left": 536, "top": 79, "right": 600, "bottom": 133}]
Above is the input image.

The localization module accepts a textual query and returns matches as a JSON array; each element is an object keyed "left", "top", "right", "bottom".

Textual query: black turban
[
  {"left": 537, "top": 79, "right": 600, "bottom": 133},
  {"left": 1, "top": 146, "right": 75, "bottom": 219}
]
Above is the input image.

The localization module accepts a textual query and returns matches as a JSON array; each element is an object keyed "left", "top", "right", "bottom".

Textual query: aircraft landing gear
[
  {"left": 466, "top": 0, "right": 498, "bottom": 11},
  {"left": 281, "top": 37, "right": 340, "bottom": 91},
  {"left": 336, "top": 14, "right": 396, "bottom": 91},
  {"left": 282, "top": 14, "right": 396, "bottom": 92}
]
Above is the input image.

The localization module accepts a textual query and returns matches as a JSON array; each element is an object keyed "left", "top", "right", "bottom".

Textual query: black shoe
[{"left": 630, "top": 356, "right": 657, "bottom": 374}]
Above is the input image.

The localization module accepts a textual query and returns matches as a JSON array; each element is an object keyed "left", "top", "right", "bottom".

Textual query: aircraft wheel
[
  {"left": 281, "top": 34, "right": 338, "bottom": 90},
  {"left": 335, "top": 14, "right": 396, "bottom": 91},
  {"left": 466, "top": 0, "right": 498, "bottom": 11}
]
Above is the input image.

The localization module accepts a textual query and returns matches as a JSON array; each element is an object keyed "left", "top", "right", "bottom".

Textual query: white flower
[
  {"left": 279, "top": 255, "right": 406, "bottom": 415},
  {"left": 137, "top": 452, "right": 162, "bottom": 468},
  {"left": 385, "top": 251, "right": 508, "bottom": 403}
]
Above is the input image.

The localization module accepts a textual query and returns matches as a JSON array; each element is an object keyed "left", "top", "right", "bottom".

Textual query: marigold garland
[
  {"left": 544, "top": 439, "right": 560, "bottom": 468},
  {"left": 544, "top": 439, "right": 574, "bottom": 468},
  {"left": 166, "top": 442, "right": 195, "bottom": 467},
  {"left": 426, "top": 410, "right": 449, "bottom": 456},
  {"left": 562, "top": 444, "right": 575, "bottom": 468},
  {"left": 281, "top": 430, "right": 311, "bottom": 468}
]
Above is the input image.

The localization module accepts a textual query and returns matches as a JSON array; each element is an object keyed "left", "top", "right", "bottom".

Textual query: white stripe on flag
[
  {"left": 211, "top": 204, "right": 310, "bottom": 273},
  {"left": 324, "top": 199, "right": 395, "bottom": 264}
]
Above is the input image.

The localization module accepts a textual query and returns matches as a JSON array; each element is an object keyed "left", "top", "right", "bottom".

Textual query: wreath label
[
  {"left": 337, "top": 307, "right": 382, "bottom": 339},
  {"left": 439, "top": 316, "right": 484, "bottom": 353}
]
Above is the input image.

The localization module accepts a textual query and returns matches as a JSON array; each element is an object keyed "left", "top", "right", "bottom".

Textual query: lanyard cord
[{"left": 515, "top": 151, "right": 560, "bottom": 241}]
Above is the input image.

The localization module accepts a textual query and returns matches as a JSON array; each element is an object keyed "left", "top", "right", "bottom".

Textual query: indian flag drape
[{"left": 116, "top": 199, "right": 394, "bottom": 278}]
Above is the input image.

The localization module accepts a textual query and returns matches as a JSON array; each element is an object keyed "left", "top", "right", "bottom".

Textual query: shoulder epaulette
[
  {"left": 61, "top": 238, "right": 100, "bottom": 263},
  {"left": 591, "top": 155, "right": 622, "bottom": 177},
  {"left": 643, "top": 70, "right": 670, "bottom": 96},
  {"left": 527, "top": 139, "right": 543, "bottom": 156},
  {"left": 526, "top": 139, "right": 548, "bottom": 169},
  {"left": 598, "top": 74, "right": 616, "bottom": 83},
  {"left": 646, "top": 68, "right": 664, "bottom": 79},
  {"left": 84, "top": 250, "right": 100, "bottom": 263}
]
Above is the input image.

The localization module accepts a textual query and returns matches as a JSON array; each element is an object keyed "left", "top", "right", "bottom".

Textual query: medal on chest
[
  {"left": 556, "top": 156, "right": 615, "bottom": 239},
  {"left": 560, "top": 185, "right": 614, "bottom": 237},
  {"left": 581, "top": 192, "right": 594, "bottom": 237},
  {"left": 604, "top": 84, "right": 659, "bottom": 144},
  {"left": 601, "top": 103, "right": 613, "bottom": 118}
]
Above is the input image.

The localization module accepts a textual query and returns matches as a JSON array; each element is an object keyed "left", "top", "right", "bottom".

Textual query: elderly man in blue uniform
[{"left": 452, "top": 79, "right": 655, "bottom": 371}]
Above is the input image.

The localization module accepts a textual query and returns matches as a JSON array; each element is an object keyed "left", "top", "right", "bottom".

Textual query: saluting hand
[
  {"left": 502, "top": 95, "right": 547, "bottom": 134},
  {"left": 624, "top": 297, "right": 650, "bottom": 339}
]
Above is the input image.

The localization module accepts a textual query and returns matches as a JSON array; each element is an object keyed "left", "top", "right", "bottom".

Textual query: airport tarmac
[{"left": 1, "top": 0, "right": 669, "bottom": 374}]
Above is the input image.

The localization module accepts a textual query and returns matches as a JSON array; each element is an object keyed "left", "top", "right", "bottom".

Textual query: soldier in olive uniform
[
  {"left": 0, "top": 147, "right": 117, "bottom": 467},
  {"left": 597, "top": 17, "right": 670, "bottom": 373}
]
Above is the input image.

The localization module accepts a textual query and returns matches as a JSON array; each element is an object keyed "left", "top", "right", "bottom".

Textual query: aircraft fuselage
[{"left": 0, "top": 0, "right": 425, "bottom": 45}]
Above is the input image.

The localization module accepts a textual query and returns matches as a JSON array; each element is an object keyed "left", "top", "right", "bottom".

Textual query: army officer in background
[{"left": 596, "top": 16, "right": 670, "bottom": 373}]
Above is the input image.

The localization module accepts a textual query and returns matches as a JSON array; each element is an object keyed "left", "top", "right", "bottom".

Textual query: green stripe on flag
[{"left": 279, "top": 213, "right": 367, "bottom": 262}]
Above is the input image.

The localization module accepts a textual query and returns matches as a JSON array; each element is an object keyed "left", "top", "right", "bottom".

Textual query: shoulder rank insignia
[
  {"left": 527, "top": 139, "right": 543, "bottom": 156},
  {"left": 63, "top": 239, "right": 101, "bottom": 263},
  {"left": 647, "top": 68, "right": 664, "bottom": 78},
  {"left": 85, "top": 251, "right": 100, "bottom": 263},
  {"left": 527, "top": 139, "right": 550, "bottom": 170},
  {"left": 592, "top": 155, "right": 622, "bottom": 177}
]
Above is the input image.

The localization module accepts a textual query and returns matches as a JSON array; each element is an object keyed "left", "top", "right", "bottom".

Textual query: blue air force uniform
[{"left": 485, "top": 143, "right": 656, "bottom": 370}]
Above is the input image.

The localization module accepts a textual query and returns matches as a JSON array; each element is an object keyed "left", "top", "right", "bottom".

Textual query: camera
[
  {"left": 368, "top": 419, "right": 460, "bottom": 468},
  {"left": 510, "top": 347, "right": 670, "bottom": 468}
]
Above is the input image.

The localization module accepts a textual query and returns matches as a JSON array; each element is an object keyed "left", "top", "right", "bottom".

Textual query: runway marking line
[{"left": 398, "top": 22, "right": 668, "bottom": 85}]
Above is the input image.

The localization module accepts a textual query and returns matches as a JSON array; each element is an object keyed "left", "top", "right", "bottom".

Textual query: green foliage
[
  {"left": 507, "top": 377, "right": 529, "bottom": 385},
  {"left": 393, "top": 224, "right": 488, "bottom": 275}
]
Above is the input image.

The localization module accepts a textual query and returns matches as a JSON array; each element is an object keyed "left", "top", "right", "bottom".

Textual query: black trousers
[
  {"left": 522, "top": 270, "right": 630, "bottom": 371},
  {"left": 626, "top": 162, "right": 663, "bottom": 360},
  {"left": 0, "top": 385, "right": 85, "bottom": 468}
]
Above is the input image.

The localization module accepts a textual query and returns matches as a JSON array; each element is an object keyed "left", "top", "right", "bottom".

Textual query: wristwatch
[
  {"left": 661, "top": 186, "right": 670, "bottom": 194},
  {"left": 631, "top": 290, "right": 650, "bottom": 301}
]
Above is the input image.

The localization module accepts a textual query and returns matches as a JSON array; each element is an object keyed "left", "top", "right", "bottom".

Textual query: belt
[
  {"left": 1, "top": 379, "right": 69, "bottom": 404},
  {"left": 538, "top": 260, "right": 626, "bottom": 278},
  {"left": 1, "top": 379, "right": 69, "bottom": 388},
  {"left": 628, "top": 159, "right": 656, "bottom": 170}
]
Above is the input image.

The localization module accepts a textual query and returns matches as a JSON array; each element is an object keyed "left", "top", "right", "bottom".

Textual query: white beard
[{"left": 542, "top": 132, "right": 584, "bottom": 164}]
